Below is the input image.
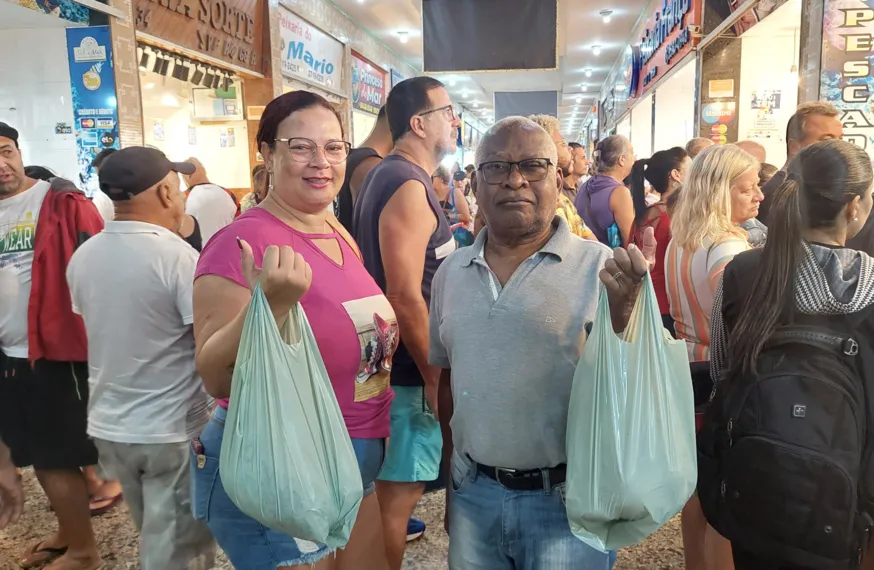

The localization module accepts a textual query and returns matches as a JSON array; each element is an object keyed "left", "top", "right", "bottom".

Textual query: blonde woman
[{"left": 664, "top": 143, "right": 763, "bottom": 570}]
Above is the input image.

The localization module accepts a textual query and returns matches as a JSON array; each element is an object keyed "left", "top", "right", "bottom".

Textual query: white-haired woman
[{"left": 665, "top": 143, "right": 763, "bottom": 570}]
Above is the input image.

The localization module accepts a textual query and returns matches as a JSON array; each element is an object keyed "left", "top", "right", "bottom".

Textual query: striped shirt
[{"left": 664, "top": 236, "right": 750, "bottom": 362}]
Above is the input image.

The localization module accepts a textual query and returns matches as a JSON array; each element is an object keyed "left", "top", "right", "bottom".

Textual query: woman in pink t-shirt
[{"left": 191, "top": 91, "right": 395, "bottom": 570}]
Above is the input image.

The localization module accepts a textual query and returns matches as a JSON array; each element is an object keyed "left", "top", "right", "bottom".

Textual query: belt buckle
[{"left": 494, "top": 467, "right": 517, "bottom": 487}]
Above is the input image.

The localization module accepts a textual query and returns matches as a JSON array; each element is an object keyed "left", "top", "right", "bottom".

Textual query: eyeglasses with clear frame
[
  {"left": 274, "top": 137, "right": 352, "bottom": 165},
  {"left": 477, "top": 158, "right": 554, "bottom": 185},
  {"left": 417, "top": 104, "right": 458, "bottom": 122}
]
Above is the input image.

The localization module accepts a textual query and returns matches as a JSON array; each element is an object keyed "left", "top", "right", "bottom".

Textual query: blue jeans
[
  {"left": 190, "top": 405, "right": 385, "bottom": 569},
  {"left": 449, "top": 455, "right": 617, "bottom": 570}
]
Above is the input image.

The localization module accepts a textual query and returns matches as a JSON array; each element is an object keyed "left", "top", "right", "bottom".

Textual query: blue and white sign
[
  {"left": 390, "top": 69, "right": 405, "bottom": 89},
  {"left": 65, "top": 26, "right": 119, "bottom": 192},
  {"left": 278, "top": 8, "right": 344, "bottom": 91}
]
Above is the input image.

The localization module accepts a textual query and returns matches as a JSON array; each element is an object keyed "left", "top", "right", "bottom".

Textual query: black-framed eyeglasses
[
  {"left": 274, "top": 137, "right": 352, "bottom": 165},
  {"left": 477, "top": 158, "right": 554, "bottom": 185},
  {"left": 418, "top": 104, "right": 457, "bottom": 121}
]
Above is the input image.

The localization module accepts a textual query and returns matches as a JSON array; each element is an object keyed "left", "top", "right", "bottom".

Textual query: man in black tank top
[
  {"left": 335, "top": 106, "right": 393, "bottom": 232},
  {"left": 353, "top": 76, "right": 460, "bottom": 570}
]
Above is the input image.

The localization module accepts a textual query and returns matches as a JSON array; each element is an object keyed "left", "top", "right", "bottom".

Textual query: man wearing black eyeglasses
[
  {"left": 429, "top": 116, "right": 656, "bottom": 569},
  {"left": 353, "top": 76, "right": 461, "bottom": 570}
]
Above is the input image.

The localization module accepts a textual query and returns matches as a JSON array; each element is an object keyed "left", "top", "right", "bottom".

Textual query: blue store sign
[{"left": 65, "top": 26, "right": 120, "bottom": 190}]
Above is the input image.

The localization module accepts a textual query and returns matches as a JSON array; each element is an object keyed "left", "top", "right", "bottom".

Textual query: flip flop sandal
[
  {"left": 89, "top": 493, "right": 123, "bottom": 517},
  {"left": 19, "top": 542, "right": 68, "bottom": 569}
]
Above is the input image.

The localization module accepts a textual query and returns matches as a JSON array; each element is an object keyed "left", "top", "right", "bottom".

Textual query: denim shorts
[
  {"left": 378, "top": 385, "right": 442, "bottom": 482},
  {"left": 190, "top": 405, "right": 385, "bottom": 569}
]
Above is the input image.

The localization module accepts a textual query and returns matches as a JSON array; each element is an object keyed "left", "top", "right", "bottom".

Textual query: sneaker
[{"left": 406, "top": 517, "right": 426, "bottom": 542}]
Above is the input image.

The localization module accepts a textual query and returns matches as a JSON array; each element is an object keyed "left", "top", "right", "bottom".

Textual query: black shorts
[{"left": 0, "top": 356, "right": 98, "bottom": 470}]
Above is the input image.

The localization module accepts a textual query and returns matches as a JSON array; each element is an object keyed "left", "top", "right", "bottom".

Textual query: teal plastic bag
[
  {"left": 220, "top": 285, "right": 363, "bottom": 548},
  {"left": 565, "top": 273, "right": 696, "bottom": 551}
]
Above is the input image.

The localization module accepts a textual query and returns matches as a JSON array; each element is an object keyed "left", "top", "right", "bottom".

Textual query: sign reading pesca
[
  {"left": 134, "top": 0, "right": 264, "bottom": 73},
  {"left": 278, "top": 8, "right": 344, "bottom": 90},
  {"left": 636, "top": 0, "right": 701, "bottom": 92},
  {"left": 819, "top": 2, "right": 874, "bottom": 160},
  {"left": 351, "top": 52, "right": 387, "bottom": 115}
]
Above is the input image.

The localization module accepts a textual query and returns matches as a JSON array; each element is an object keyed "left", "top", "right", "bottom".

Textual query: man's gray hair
[
  {"left": 685, "top": 137, "right": 714, "bottom": 159},
  {"left": 474, "top": 116, "right": 558, "bottom": 166},
  {"left": 594, "top": 135, "right": 631, "bottom": 173}
]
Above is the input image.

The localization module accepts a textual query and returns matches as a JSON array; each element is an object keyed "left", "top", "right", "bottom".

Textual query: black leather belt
[{"left": 476, "top": 462, "right": 566, "bottom": 491}]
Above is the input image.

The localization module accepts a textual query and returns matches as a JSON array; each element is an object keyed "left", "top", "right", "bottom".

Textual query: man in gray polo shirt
[{"left": 430, "top": 117, "right": 654, "bottom": 570}]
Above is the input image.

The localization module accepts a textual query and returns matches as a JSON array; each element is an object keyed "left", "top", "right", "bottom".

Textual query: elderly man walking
[{"left": 431, "top": 116, "right": 654, "bottom": 570}]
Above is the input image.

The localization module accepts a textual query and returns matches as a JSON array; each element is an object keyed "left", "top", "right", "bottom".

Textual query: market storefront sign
[
  {"left": 134, "top": 0, "right": 265, "bottom": 73},
  {"left": 637, "top": 0, "right": 702, "bottom": 92},
  {"left": 819, "top": 1, "right": 874, "bottom": 159},
  {"left": 278, "top": 8, "right": 344, "bottom": 90},
  {"left": 65, "top": 27, "right": 120, "bottom": 192},
  {"left": 351, "top": 52, "right": 387, "bottom": 115}
]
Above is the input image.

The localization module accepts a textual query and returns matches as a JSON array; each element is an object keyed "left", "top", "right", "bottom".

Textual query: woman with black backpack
[{"left": 703, "top": 139, "right": 874, "bottom": 569}]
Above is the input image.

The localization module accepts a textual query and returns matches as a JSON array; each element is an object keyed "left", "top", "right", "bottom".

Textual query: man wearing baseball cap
[
  {"left": 0, "top": 122, "right": 105, "bottom": 569},
  {"left": 66, "top": 147, "right": 216, "bottom": 569}
]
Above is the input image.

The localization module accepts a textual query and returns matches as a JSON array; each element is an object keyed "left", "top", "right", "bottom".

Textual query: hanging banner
[
  {"left": 65, "top": 26, "right": 120, "bottom": 192},
  {"left": 278, "top": 8, "right": 344, "bottom": 90},
  {"left": 820, "top": 0, "right": 874, "bottom": 159},
  {"left": 351, "top": 52, "right": 387, "bottom": 115}
]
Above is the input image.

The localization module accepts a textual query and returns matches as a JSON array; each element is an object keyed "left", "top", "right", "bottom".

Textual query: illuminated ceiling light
[
  {"left": 575, "top": 96, "right": 582, "bottom": 104},
  {"left": 398, "top": 31, "right": 409, "bottom": 44},
  {"left": 582, "top": 84, "right": 588, "bottom": 91},
  {"left": 449, "top": 78, "right": 457, "bottom": 87},
  {"left": 592, "top": 45, "right": 602, "bottom": 56},
  {"left": 600, "top": 9, "right": 613, "bottom": 23},
  {"left": 462, "top": 91, "right": 469, "bottom": 99},
  {"left": 585, "top": 69, "right": 593, "bottom": 78}
]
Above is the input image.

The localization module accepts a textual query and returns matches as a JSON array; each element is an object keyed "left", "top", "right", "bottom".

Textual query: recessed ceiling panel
[{"left": 422, "top": 0, "right": 558, "bottom": 73}]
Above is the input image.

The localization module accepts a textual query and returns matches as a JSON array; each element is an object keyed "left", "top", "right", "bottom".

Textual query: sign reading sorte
[
  {"left": 65, "top": 26, "right": 120, "bottom": 193},
  {"left": 819, "top": 0, "right": 874, "bottom": 160},
  {"left": 278, "top": 8, "right": 344, "bottom": 90},
  {"left": 351, "top": 52, "right": 387, "bottom": 115},
  {"left": 133, "top": 0, "right": 265, "bottom": 73}
]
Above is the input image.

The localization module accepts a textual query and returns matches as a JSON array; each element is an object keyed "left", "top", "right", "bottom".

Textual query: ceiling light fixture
[
  {"left": 600, "top": 9, "right": 613, "bottom": 23},
  {"left": 462, "top": 91, "right": 469, "bottom": 99},
  {"left": 585, "top": 69, "right": 593, "bottom": 78},
  {"left": 139, "top": 48, "right": 150, "bottom": 71},
  {"left": 449, "top": 78, "right": 457, "bottom": 87},
  {"left": 582, "top": 84, "right": 588, "bottom": 91},
  {"left": 575, "top": 96, "right": 582, "bottom": 104},
  {"left": 203, "top": 68, "right": 215, "bottom": 88},
  {"left": 398, "top": 31, "right": 409, "bottom": 44},
  {"left": 191, "top": 65, "right": 204, "bottom": 85},
  {"left": 592, "top": 45, "right": 602, "bottom": 56}
]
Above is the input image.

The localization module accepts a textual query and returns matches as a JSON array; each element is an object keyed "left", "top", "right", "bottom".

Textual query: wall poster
[{"left": 65, "top": 26, "right": 120, "bottom": 193}]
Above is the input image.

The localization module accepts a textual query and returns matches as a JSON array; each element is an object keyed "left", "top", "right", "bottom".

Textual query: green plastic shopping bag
[
  {"left": 565, "top": 273, "right": 696, "bottom": 551},
  {"left": 220, "top": 285, "right": 363, "bottom": 548}
]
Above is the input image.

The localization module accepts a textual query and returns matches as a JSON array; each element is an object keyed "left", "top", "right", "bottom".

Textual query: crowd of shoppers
[{"left": 0, "top": 80, "right": 872, "bottom": 570}]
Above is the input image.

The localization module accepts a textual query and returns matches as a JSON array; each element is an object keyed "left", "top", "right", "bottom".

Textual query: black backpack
[{"left": 698, "top": 311, "right": 874, "bottom": 570}]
